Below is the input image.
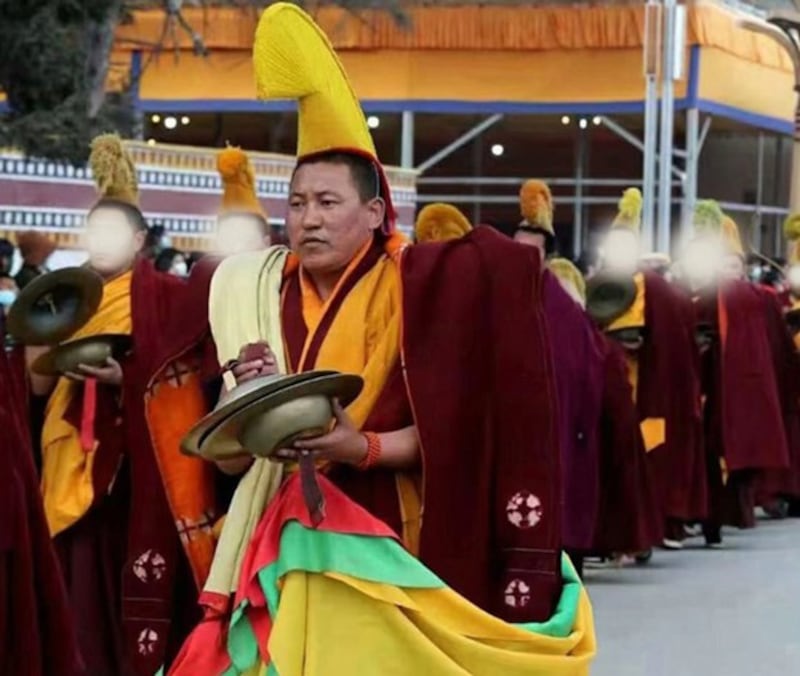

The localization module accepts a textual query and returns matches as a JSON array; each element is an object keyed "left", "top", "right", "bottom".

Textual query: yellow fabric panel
[
  {"left": 116, "top": 3, "right": 792, "bottom": 73},
  {"left": 607, "top": 272, "right": 645, "bottom": 332},
  {"left": 640, "top": 418, "right": 666, "bottom": 453},
  {"left": 698, "top": 47, "right": 794, "bottom": 123},
  {"left": 41, "top": 271, "right": 133, "bottom": 536},
  {"left": 268, "top": 572, "right": 594, "bottom": 676},
  {"left": 138, "top": 48, "right": 685, "bottom": 105},
  {"left": 298, "top": 251, "right": 402, "bottom": 431}
]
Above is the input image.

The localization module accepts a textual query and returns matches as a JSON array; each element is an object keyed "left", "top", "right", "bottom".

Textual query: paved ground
[{"left": 587, "top": 518, "right": 800, "bottom": 676}]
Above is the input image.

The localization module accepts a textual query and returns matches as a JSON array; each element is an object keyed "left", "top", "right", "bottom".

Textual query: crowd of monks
[{"left": 3, "top": 4, "right": 800, "bottom": 675}]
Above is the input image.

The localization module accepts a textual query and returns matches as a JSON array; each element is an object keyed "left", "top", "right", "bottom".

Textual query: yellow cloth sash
[
  {"left": 607, "top": 271, "right": 645, "bottom": 332},
  {"left": 295, "top": 241, "right": 402, "bottom": 429},
  {"left": 41, "top": 270, "right": 133, "bottom": 536},
  {"left": 207, "top": 246, "right": 290, "bottom": 597},
  {"left": 259, "top": 571, "right": 595, "bottom": 676},
  {"left": 612, "top": 274, "right": 665, "bottom": 453}
]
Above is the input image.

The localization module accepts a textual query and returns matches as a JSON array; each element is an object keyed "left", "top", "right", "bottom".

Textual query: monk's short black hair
[
  {"left": 293, "top": 151, "right": 380, "bottom": 204},
  {"left": 88, "top": 198, "right": 148, "bottom": 232}
]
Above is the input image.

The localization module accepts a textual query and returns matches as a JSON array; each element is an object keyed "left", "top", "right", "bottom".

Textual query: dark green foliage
[
  {"left": 0, "top": 1, "right": 134, "bottom": 164},
  {"left": 0, "top": 0, "right": 408, "bottom": 164}
]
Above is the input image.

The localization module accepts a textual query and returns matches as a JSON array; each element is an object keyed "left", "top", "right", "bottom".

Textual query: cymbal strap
[{"left": 299, "top": 451, "right": 325, "bottom": 527}]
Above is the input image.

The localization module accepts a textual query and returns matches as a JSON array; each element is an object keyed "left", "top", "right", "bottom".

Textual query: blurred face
[
  {"left": 287, "top": 161, "right": 384, "bottom": 280},
  {"left": 84, "top": 206, "right": 145, "bottom": 276},
  {"left": 682, "top": 237, "right": 722, "bottom": 291},
  {"left": 720, "top": 254, "right": 745, "bottom": 282},
  {"left": 513, "top": 229, "right": 546, "bottom": 254},
  {"left": 215, "top": 214, "right": 269, "bottom": 256},
  {"left": 601, "top": 229, "right": 640, "bottom": 274}
]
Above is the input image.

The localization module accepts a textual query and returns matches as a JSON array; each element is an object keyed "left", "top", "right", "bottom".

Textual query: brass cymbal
[
  {"left": 180, "top": 371, "right": 335, "bottom": 457},
  {"left": 182, "top": 371, "right": 363, "bottom": 461},
  {"left": 586, "top": 272, "right": 638, "bottom": 327},
  {"left": 32, "top": 334, "right": 132, "bottom": 376},
  {"left": 7, "top": 267, "right": 103, "bottom": 346}
]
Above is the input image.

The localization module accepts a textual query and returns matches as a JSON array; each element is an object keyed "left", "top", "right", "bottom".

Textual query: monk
[
  {"left": 31, "top": 134, "right": 214, "bottom": 675},
  {"left": 594, "top": 188, "right": 705, "bottom": 551},
  {"left": 548, "top": 257, "right": 662, "bottom": 564},
  {"left": 685, "top": 203, "right": 790, "bottom": 546},
  {"left": 214, "top": 145, "right": 272, "bottom": 256},
  {"left": 171, "top": 5, "right": 595, "bottom": 674},
  {"left": 510, "top": 181, "right": 603, "bottom": 575},
  {"left": 1, "top": 341, "right": 82, "bottom": 675}
]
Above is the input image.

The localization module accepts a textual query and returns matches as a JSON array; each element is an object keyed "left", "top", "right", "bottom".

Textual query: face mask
[
  {"left": 0, "top": 289, "right": 17, "bottom": 308},
  {"left": 171, "top": 261, "right": 189, "bottom": 277}
]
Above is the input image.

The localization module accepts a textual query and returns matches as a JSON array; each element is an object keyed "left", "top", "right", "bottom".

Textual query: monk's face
[
  {"left": 287, "top": 162, "right": 384, "bottom": 279},
  {"left": 513, "top": 229, "right": 546, "bottom": 254},
  {"left": 84, "top": 206, "right": 145, "bottom": 277},
  {"left": 720, "top": 254, "right": 745, "bottom": 281},
  {"left": 216, "top": 214, "right": 269, "bottom": 256}
]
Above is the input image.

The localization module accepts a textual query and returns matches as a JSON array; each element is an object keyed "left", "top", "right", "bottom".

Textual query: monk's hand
[
  {"left": 291, "top": 399, "right": 369, "bottom": 466},
  {"left": 230, "top": 342, "right": 278, "bottom": 385},
  {"left": 76, "top": 357, "right": 123, "bottom": 387}
]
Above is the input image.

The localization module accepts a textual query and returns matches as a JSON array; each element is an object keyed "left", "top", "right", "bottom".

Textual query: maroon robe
[
  {"left": 593, "top": 333, "right": 663, "bottom": 553},
  {"left": 52, "top": 258, "right": 204, "bottom": 675},
  {"left": 542, "top": 271, "right": 603, "bottom": 552},
  {"left": 638, "top": 273, "right": 707, "bottom": 524},
  {"left": 697, "top": 281, "right": 790, "bottom": 531},
  {"left": 754, "top": 288, "right": 800, "bottom": 505},
  {"left": 0, "top": 345, "right": 83, "bottom": 675},
  {"left": 719, "top": 281, "right": 789, "bottom": 473},
  {"left": 402, "top": 226, "right": 562, "bottom": 623},
  {"left": 280, "top": 241, "right": 412, "bottom": 536}
]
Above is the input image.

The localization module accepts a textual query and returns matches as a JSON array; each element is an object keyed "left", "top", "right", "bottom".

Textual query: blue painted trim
[
  {"left": 138, "top": 98, "right": 649, "bottom": 115},
  {"left": 687, "top": 45, "right": 700, "bottom": 107},
  {"left": 695, "top": 99, "right": 792, "bottom": 135},
  {"left": 0, "top": 101, "right": 8, "bottom": 113}
]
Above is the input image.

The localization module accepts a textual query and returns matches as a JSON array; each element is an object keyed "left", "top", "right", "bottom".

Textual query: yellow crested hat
[
  {"left": 692, "top": 199, "right": 724, "bottom": 236},
  {"left": 785, "top": 213, "right": 800, "bottom": 265},
  {"left": 611, "top": 187, "right": 642, "bottom": 231},
  {"left": 548, "top": 257, "right": 586, "bottom": 307},
  {"left": 414, "top": 203, "right": 472, "bottom": 243},
  {"left": 217, "top": 145, "right": 265, "bottom": 218},
  {"left": 721, "top": 214, "right": 745, "bottom": 258},
  {"left": 253, "top": 3, "right": 395, "bottom": 232},
  {"left": 89, "top": 133, "right": 139, "bottom": 207},
  {"left": 518, "top": 179, "right": 554, "bottom": 237}
]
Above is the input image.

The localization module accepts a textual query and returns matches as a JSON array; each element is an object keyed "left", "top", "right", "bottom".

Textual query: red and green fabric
[{"left": 169, "top": 474, "right": 596, "bottom": 676}]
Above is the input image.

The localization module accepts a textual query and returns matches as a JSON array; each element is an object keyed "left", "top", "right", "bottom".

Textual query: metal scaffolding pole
[
  {"left": 642, "top": 0, "right": 661, "bottom": 253},
  {"left": 400, "top": 111, "right": 415, "bottom": 169},
  {"left": 680, "top": 107, "right": 700, "bottom": 244},
  {"left": 755, "top": 131, "right": 765, "bottom": 251},
  {"left": 657, "top": 0, "right": 679, "bottom": 254},
  {"left": 416, "top": 114, "right": 503, "bottom": 173},
  {"left": 573, "top": 125, "right": 588, "bottom": 259},
  {"left": 738, "top": 12, "right": 800, "bottom": 215}
]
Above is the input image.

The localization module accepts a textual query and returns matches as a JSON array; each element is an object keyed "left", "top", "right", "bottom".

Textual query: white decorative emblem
[
  {"left": 506, "top": 491, "right": 543, "bottom": 529},
  {"left": 132, "top": 550, "right": 167, "bottom": 583},
  {"left": 137, "top": 628, "right": 159, "bottom": 656},
  {"left": 504, "top": 579, "right": 532, "bottom": 608}
]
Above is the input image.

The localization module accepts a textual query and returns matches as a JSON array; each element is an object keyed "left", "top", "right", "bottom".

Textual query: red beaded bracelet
[{"left": 357, "top": 431, "right": 382, "bottom": 470}]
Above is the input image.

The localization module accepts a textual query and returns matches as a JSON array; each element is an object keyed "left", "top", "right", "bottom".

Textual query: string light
[
  {"left": 491, "top": 144, "right": 505, "bottom": 157},
  {"left": 164, "top": 116, "right": 178, "bottom": 130}
]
